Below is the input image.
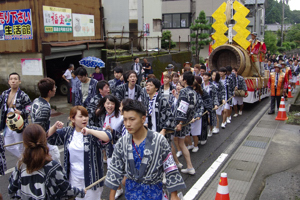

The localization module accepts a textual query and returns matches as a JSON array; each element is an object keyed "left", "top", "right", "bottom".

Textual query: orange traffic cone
[
  {"left": 275, "top": 96, "right": 288, "bottom": 121},
  {"left": 296, "top": 75, "right": 300, "bottom": 86},
  {"left": 215, "top": 172, "right": 230, "bottom": 200},
  {"left": 287, "top": 85, "right": 294, "bottom": 98}
]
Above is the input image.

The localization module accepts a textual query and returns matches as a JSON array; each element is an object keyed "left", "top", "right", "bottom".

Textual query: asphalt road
[{"left": 0, "top": 97, "right": 270, "bottom": 200}]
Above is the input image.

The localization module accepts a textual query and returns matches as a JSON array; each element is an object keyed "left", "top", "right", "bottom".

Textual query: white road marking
[{"left": 183, "top": 153, "right": 228, "bottom": 200}]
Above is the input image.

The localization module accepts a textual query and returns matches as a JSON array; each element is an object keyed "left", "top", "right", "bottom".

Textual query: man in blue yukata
[{"left": 105, "top": 99, "right": 185, "bottom": 200}]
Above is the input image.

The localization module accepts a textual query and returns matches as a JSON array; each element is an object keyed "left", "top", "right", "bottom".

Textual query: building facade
[
  {"left": 103, "top": 0, "right": 162, "bottom": 50},
  {"left": 0, "top": 0, "right": 105, "bottom": 95}
]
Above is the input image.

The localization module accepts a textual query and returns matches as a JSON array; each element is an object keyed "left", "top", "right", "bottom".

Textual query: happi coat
[
  {"left": 115, "top": 83, "right": 144, "bottom": 102},
  {"left": 105, "top": 129, "right": 186, "bottom": 193},
  {"left": 47, "top": 126, "right": 112, "bottom": 190},
  {"left": 74, "top": 78, "right": 98, "bottom": 108},
  {"left": 87, "top": 93, "right": 103, "bottom": 126},
  {"left": 8, "top": 160, "right": 85, "bottom": 200},
  {"left": 0, "top": 88, "right": 31, "bottom": 132},
  {"left": 174, "top": 86, "right": 198, "bottom": 137},
  {"left": 108, "top": 78, "right": 124, "bottom": 96}
]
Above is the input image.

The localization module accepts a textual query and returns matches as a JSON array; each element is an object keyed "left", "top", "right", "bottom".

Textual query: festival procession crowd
[{"left": 0, "top": 48, "right": 299, "bottom": 199}]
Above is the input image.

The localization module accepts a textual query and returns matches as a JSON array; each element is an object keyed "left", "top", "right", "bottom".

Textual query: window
[
  {"left": 153, "top": 19, "right": 162, "bottom": 32},
  {"left": 162, "top": 13, "right": 191, "bottom": 29}
]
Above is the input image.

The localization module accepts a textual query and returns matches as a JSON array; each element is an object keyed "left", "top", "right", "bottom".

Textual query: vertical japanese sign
[
  {"left": 144, "top": 23, "right": 150, "bottom": 36},
  {"left": 72, "top": 13, "right": 95, "bottom": 37},
  {"left": 0, "top": 9, "right": 33, "bottom": 40},
  {"left": 43, "top": 6, "right": 72, "bottom": 33}
]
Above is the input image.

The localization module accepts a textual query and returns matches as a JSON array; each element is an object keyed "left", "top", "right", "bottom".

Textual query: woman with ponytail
[{"left": 8, "top": 124, "right": 85, "bottom": 199}]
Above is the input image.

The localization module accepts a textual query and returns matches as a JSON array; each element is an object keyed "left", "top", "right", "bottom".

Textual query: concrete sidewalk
[{"left": 199, "top": 87, "right": 300, "bottom": 200}]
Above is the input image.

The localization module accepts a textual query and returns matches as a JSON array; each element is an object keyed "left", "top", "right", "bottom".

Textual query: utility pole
[
  {"left": 254, "top": 0, "right": 258, "bottom": 32},
  {"left": 281, "top": 0, "right": 284, "bottom": 47}
]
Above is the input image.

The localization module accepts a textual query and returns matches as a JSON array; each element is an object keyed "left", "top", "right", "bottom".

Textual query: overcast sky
[{"left": 288, "top": 0, "right": 300, "bottom": 11}]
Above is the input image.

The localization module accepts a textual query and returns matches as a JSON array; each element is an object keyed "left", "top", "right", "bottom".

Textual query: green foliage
[
  {"left": 190, "top": 10, "right": 211, "bottom": 64},
  {"left": 264, "top": 31, "right": 278, "bottom": 54},
  {"left": 282, "top": 42, "right": 291, "bottom": 51},
  {"left": 290, "top": 42, "right": 298, "bottom": 49},
  {"left": 161, "top": 30, "right": 176, "bottom": 50},
  {"left": 265, "top": 0, "right": 300, "bottom": 24},
  {"left": 277, "top": 46, "right": 286, "bottom": 53},
  {"left": 286, "top": 24, "right": 300, "bottom": 46}
]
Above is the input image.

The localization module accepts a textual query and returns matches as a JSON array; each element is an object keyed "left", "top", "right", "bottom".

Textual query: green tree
[
  {"left": 286, "top": 24, "right": 300, "bottom": 46},
  {"left": 190, "top": 11, "right": 211, "bottom": 64},
  {"left": 264, "top": 31, "right": 278, "bottom": 54},
  {"left": 161, "top": 30, "right": 176, "bottom": 50}
]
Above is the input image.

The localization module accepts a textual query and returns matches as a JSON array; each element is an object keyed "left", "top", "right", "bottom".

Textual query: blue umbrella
[{"left": 79, "top": 57, "right": 105, "bottom": 68}]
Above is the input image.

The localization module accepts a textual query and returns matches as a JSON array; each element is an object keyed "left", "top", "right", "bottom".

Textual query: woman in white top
[
  {"left": 95, "top": 95, "right": 123, "bottom": 167},
  {"left": 47, "top": 106, "right": 111, "bottom": 200}
]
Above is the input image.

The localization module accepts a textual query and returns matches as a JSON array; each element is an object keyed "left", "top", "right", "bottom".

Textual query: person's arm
[
  {"left": 48, "top": 121, "right": 64, "bottom": 138},
  {"left": 8, "top": 166, "right": 21, "bottom": 199},
  {"left": 62, "top": 71, "right": 70, "bottom": 83},
  {"left": 81, "top": 127, "right": 110, "bottom": 143}
]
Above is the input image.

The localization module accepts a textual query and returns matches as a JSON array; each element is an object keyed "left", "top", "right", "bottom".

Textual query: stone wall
[{"left": 106, "top": 51, "right": 193, "bottom": 80}]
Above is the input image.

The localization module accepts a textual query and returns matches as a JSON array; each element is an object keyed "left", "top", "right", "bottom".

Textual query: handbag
[{"left": 235, "top": 90, "right": 246, "bottom": 97}]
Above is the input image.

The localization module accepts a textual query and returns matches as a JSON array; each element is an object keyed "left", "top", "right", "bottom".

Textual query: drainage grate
[{"left": 243, "top": 140, "right": 268, "bottom": 149}]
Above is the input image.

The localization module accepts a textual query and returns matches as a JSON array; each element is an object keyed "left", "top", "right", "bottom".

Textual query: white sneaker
[
  {"left": 208, "top": 130, "right": 213, "bottom": 137},
  {"left": 212, "top": 127, "right": 219, "bottom": 134},
  {"left": 192, "top": 146, "right": 199, "bottom": 152},
  {"left": 177, "top": 162, "right": 183, "bottom": 169},
  {"left": 239, "top": 111, "right": 242, "bottom": 115},
  {"left": 221, "top": 122, "right": 226, "bottom": 129},
  {"left": 176, "top": 151, "right": 182, "bottom": 158},
  {"left": 226, "top": 117, "right": 231, "bottom": 124},
  {"left": 181, "top": 168, "right": 196, "bottom": 175},
  {"left": 187, "top": 145, "right": 194, "bottom": 150},
  {"left": 115, "top": 188, "right": 123, "bottom": 199},
  {"left": 229, "top": 116, "right": 232, "bottom": 120},
  {"left": 200, "top": 140, "right": 207, "bottom": 145},
  {"left": 233, "top": 113, "right": 238, "bottom": 117}
]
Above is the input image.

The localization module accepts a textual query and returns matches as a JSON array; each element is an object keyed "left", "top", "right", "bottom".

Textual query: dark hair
[
  {"left": 133, "top": 56, "right": 139, "bottom": 61},
  {"left": 226, "top": 66, "right": 232, "bottom": 72},
  {"left": 193, "top": 77, "right": 203, "bottom": 95},
  {"left": 146, "top": 78, "right": 161, "bottom": 90},
  {"left": 183, "top": 71, "right": 194, "bottom": 86},
  {"left": 122, "top": 99, "right": 146, "bottom": 117},
  {"left": 75, "top": 67, "right": 88, "bottom": 76},
  {"left": 38, "top": 78, "right": 55, "bottom": 98},
  {"left": 19, "top": 124, "right": 52, "bottom": 173},
  {"left": 95, "top": 66, "right": 100, "bottom": 70},
  {"left": 97, "top": 80, "right": 109, "bottom": 91},
  {"left": 114, "top": 66, "right": 123, "bottom": 74},
  {"left": 9, "top": 72, "right": 20, "bottom": 80},
  {"left": 211, "top": 70, "right": 220, "bottom": 83},
  {"left": 69, "top": 64, "right": 74, "bottom": 69},
  {"left": 200, "top": 65, "right": 206, "bottom": 70},
  {"left": 96, "top": 95, "right": 120, "bottom": 118},
  {"left": 232, "top": 67, "right": 238, "bottom": 72},
  {"left": 124, "top": 70, "right": 137, "bottom": 83},
  {"left": 69, "top": 106, "right": 88, "bottom": 127},
  {"left": 219, "top": 67, "right": 227, "bottom": 73},
  {"left": 203, "top": 72, "right": 211, "bottom": 77},
  {"left": 121, "top": 98, "right": 132, "bottom": 112}
]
